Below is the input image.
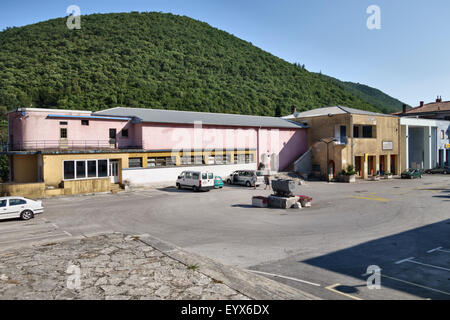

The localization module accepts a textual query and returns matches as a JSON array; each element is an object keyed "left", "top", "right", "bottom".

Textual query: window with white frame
[
  {"left": 245, "top": 153, "right": 255, "bottom": 163},
  {"left": 147, "top": 156, "right": 176, "bottom": 167},
  {"left": 63, "top": 159, "right": 109, "bottom": 180},
  {"left": 234, "top": 153, "right": 246, "bottom": 164}
]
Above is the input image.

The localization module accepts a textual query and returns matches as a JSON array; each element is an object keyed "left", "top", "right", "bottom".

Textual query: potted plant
[
  {"left": 342, "top": 165, "right": 357, "bottom": 183},
  {"left": 122, "top": 179, "right": 131, "bottom": 191},
  {"left": 298, "top": 195, "right": 313, "bottom": 207},
  {"left": 384, "top": 172, "right": 393, "bottom": 179}
]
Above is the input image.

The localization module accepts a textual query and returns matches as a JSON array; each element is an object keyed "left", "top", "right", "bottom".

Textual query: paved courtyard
[
  {"left": 0, "top": 233, "right": 249, "bottom": 300},
  {"left": 0, "top": 175, "right": 449, "bottom": 300}
]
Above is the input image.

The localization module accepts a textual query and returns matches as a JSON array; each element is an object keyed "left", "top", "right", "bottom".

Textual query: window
[
  {"left": 109, "top": 129, "right": 116, "bottom": 139},
  {"left": 362, "top": 126, "right": 373, "bottom": 138},
  {"left": 180, "top": 156, "right": 191, "bottom": 165},
  {"left": 76, "top": 161, "right": 86, "bottom": 179},
  {"left": 64, "top": 161, "right": 75, "bottom": 179},
  {"left": 245, "top": 154, "right": 255, "bottom": 163},
  {"left": 88, "top": 160, "right": 97, "bottom": 177},
  {"left": 234, "top": 154, "right": 246, "bottom": 164},
  {"left": 129, "top": 157, "right": 142, "bottom": 168},
  {"left": 81, "top": 120, "right": 89, "bottom": 126},
  {"left": 98, "top": 160, "right": 108, "bottom": 177},
  {"left": 185, "top": 172, "right": 192, "bottom": 179},
  {"left": 9, "top": 199, "right": 26, "bottom": 206},
  {"left": 63, "top": 159, "right": 110, "bottom": 180},
  {"left": 192, "top": 173, "right": 200, "bottom": 179},
  {"left": 194, "top": 156, "right": 204, "bottom": 165},
  {"left": 0, "top": 200, "right": 6, "bottom": 207},
  {"left": 59, "top": 121, "right": 68, "bottom": 126},
  {"left": 353, "top": 126, "right": 360, "bottom": 138},
  {"left": 148, "top": 156, "right": 176, "bottom": 167},
  {"left": 122, "top": 129, "right": 129, "bottom": 138},
  {"left": 208, "top": 173, "right": 213, "bottom": 179},
  {"left": 202, "top": 173, "right": 207, "bottom": 179},
  {"left": 215, "top": 154, "right": 230, "bottom": 164},
  {"left": 60, "top": 128, "right": 67, "bottom": 139}
]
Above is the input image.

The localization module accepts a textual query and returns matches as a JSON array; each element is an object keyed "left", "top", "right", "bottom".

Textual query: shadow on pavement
[{"left": 302, "top": 218, "right": 450, "bottom": 300}]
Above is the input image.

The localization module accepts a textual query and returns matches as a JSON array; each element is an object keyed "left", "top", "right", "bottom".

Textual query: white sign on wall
[{"left": 382, "top": 141, "right": 394, "bottom": 150}]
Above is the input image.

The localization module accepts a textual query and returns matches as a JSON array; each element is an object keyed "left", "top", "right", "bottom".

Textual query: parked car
[
  {"left": 226, "top": 170, "right": 264, "bottom": 187},
  {"left": 425, "top": 166, "right": 450, "bottom": 174},
  {"left": 214, "top": 176, "right": 224, "bottom": 189},
  {"left": 176, "top": 171, "right": 214, "bottom": 191},
  {"left": 401, "top": 169, "right": 423, "bottom": 179},
  {"left": 0, "top": 197, "right": 44, "bottom": 221}
]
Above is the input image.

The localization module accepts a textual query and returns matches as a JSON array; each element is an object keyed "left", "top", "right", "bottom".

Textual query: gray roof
[
  {"left": 94, "top": 107, "right": 306, "bottom": 129},
  {"left": 284, "top": 106, "right": 392, "bottom": 119}
]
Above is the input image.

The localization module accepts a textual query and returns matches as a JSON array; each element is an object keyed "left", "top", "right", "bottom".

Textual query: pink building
[{"left": 4, "top": 107, "right": 308, "bottom": 189}]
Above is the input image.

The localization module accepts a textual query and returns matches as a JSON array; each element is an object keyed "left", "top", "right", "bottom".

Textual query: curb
[{"left": 136, "top": 233, "right": 320, "bottom": 300}]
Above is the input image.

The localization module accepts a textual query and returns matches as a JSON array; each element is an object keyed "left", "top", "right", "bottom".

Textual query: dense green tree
[{"left": 0, "top": 12, "right": 404, "bottom": 120}]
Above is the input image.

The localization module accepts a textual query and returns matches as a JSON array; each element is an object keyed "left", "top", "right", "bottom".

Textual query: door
[
  {"left": 390, "top": 155, "right": 396, "bottom": 174},
  {"left": 2, "top": 199, "right": 26, "bottom": 219},
  {"left": 340, "top": 126, "right": 347, "bottom": 144},
  {"left": 109, "top": 160, "right": 119, "bottom": 184},
  {"left": 109, "top": 129, "right": 117, "bottom": 148},
  {"left": 0, "top": 199, "right": 13, "bottom": 220},
  {"left": 380, "top": 155, "right": 386, "bottom": 174},
  {"left": 439, "top": 149, "right": 444, "bottom": 167}
]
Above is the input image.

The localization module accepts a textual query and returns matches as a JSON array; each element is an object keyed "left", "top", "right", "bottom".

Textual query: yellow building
[{"left": 288, "top": 106, "right": 401, "bottom": 180}]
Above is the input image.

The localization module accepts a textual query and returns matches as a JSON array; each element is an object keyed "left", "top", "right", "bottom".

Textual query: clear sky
[{"left": 1, "top": 0, "right": 449, "bottom": 106}]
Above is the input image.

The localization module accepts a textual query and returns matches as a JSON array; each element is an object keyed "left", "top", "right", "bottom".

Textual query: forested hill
[{"left": 0, "top": 12, "right": 404, "bottom": 117}]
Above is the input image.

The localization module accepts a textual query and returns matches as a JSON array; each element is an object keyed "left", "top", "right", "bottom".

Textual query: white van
[{"left": 176, "top": 171, "right": 215, "bottom": 191}]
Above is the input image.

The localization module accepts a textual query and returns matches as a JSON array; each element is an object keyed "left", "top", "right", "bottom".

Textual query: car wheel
[
  {"left": 245, "top": 181, "right": 251, "bottom": 187},
  {"left": 193, "top": 186, "right": 199, "bottom": 192},
  {"left": 227, "top": 179, "right": 232, "bottom": 184},
  {"left": 176, "top": 183, "right": 181, "bottom": 190},
  {"left": 20, "top": 210, "right": 34, "bottom": 221}
]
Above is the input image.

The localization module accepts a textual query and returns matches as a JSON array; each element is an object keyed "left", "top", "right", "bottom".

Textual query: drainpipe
[{"left": 350, "top": 115, "right": 354, "bottom": 168}]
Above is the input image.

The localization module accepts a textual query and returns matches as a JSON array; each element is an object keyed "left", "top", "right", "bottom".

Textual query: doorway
[
  {"left": 439, "top": 149, "right": 444, "bottom": 167},
  {"left": 390, "top": 155, "right": 396, "bottom": 174},
  {"left": 367, "top": 156, "right": 375, "bottom": 176},
  {"left": 109, "top": 160, "right": 119, "bottom": 184},
  {"left": 355, "top": 156, "right": 362, "bottom": 176},
  {"left": 109, "top": 129, "right": 117, "bottom": 148}
]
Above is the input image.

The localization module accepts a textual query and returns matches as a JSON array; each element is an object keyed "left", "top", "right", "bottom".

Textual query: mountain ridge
[{"left": 0, "top": 11, "right": 404, "bottom": 117}]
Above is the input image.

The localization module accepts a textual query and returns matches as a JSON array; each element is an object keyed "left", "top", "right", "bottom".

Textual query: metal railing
[{"left": 1, "top": 140, "right": 142, "bottom": 152}]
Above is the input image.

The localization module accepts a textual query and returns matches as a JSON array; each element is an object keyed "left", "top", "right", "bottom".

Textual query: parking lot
[{"left": 0, "top": 175, "right": 449, "bottom": 300}]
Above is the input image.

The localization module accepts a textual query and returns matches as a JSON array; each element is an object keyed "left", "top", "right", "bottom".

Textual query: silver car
[{"left": 226, "top": 170, "right": 264, "bottom": 187}]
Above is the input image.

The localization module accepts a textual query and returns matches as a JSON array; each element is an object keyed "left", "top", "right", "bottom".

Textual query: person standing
[
  {"left": 251, "top": 172, "right": 257, "bottom": 190},
  {"left": 264, "top": 174, "right": 271, "bottom": 190}
]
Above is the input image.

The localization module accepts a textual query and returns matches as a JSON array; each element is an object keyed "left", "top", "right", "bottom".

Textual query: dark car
[
  {"left": 401, "top": 169, "right": 423, "bottom": 179},
  {"left": 425, "top": 166, "right": 450, "bottom": 174}
]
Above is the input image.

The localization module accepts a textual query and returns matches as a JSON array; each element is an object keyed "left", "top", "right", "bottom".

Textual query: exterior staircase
[{"left": 110, "top": 183, "right": 123, "bottom": 194}]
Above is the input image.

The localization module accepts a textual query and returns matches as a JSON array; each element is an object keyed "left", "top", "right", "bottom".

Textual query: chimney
[
  {"left": 420, "top": 101, "right": 424, "bottom": 107},
  {"left": 436, "top": 96, "right": 443, "bottom": 103},
  {"left": 402, "top": 104, "right": 407, "bottom": 114},
  {"left": 291, "top": 105, "right": 297, "bottom": 115}
]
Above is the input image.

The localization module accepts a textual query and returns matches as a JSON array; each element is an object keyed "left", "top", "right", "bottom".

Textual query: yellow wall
[
  {"left": 41, "top": 150, "right": 258, "bottom": 187},
  {"left": 12, "top": 155, "right": 38, "bottom": 183},
  {"left": 296, "top": 114, "right": 400, "bottom": 179},
  {"left": 62, "top": 178, "right": 111, "bottom": 195},
  {"left": 0, "top": 182, "right": 45, "bottom": 199}
]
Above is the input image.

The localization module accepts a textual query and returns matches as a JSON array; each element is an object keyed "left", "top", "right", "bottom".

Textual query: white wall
[{"left": 123, "top": 163, "right": 257, "bottom": 186}]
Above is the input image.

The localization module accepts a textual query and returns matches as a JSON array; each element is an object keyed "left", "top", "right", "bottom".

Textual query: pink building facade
[{"left": 5, "top": 107, "right": 308, "bottom": 187}]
